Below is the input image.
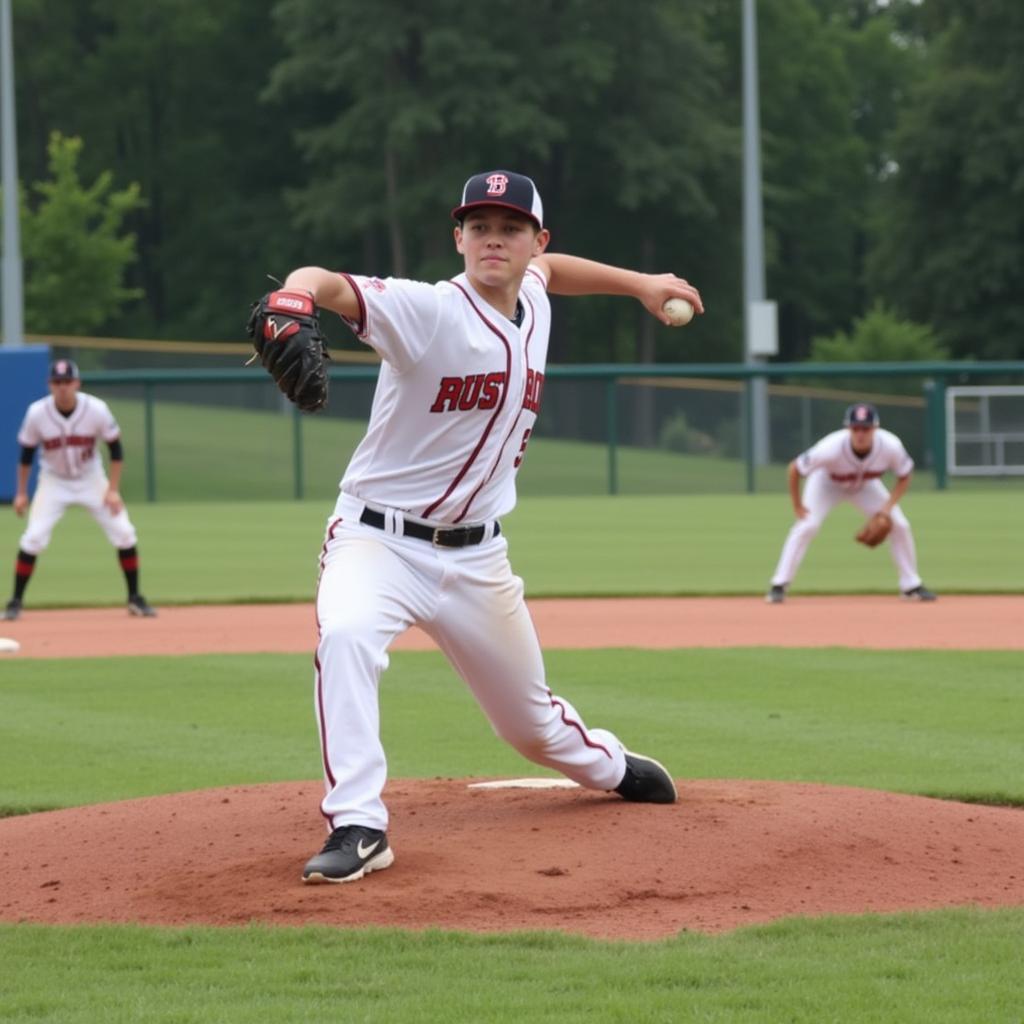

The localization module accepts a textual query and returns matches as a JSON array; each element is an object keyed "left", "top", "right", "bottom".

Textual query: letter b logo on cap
[{"left": 485, "top": 174, "right": 509, "bottom": 196}]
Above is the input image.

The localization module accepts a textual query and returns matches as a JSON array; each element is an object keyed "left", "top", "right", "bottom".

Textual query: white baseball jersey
[
  {"left": 337, "top": 266, "right": 550, "bottom": 524},
  {"left": 795, "top": 428, "right": 914, "bottom": 490},
  {"left": 313, "top": 262, "right": 629, "bottom": 834},
  {"left": 17, "top": 393, "right": 121, "bottom": 481}
]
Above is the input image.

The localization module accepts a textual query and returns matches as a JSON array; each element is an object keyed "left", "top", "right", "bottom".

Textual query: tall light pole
[
  {"left": 1, "top": 0, "right": 24, "bottom": 349},
  {"left": 742, "top": 0, "right": 774, "bottom": 476}
]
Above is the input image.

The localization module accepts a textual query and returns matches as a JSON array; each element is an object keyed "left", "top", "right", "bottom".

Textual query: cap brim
[{"left": 451, "top": 200, "right": 542, "bottom": 228}]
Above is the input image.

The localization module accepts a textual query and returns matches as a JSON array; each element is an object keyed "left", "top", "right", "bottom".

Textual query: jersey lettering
[
  {"left": 514, "top": 427, "right": 533, "bottom": 468},
  {"left": 523, "top": 369, "right": 544, "bottom": 414},
  {"left": 430, "top": 373, "right": 506, "bottom": 413},
  {"left": 429, "top": 377, "right": 464, "bottom": 412},
  {"left": 42, "top": 435, "right": 96, "bottom": 452}
]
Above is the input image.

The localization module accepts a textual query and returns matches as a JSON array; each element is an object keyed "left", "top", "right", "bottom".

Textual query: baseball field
[{"left": 1, "top": 491, "right": 1022, "bottom": 1022}]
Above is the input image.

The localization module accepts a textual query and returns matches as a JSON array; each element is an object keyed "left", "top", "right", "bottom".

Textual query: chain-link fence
[{"left": 37, "top": 337, "right": 1024, "bottom": 502}]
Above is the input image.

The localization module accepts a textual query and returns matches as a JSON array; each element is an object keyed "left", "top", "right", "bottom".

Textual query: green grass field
[
  {"left": 1, "top": 491, "right": 1022, "bottom": 1022},
  {"left": 2, "top": 648, "right": 1023, "bottom": 1021},
  {"left": 3, "top": 649, "right": 1022, "bottom": 816},
  {"left": 4, "top": 912, "right": 1022, "bottom": 1023},
  {"left": 1, "top": 490, "right": 1021, "bottom": 607}
]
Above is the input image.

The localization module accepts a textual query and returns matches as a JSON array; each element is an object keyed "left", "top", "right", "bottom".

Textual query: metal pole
[
  {"left": 606, "top": 377, "right": 618, "bottom": 496},
  {"left": 293, "top": 404, "right": 304, "bottom": 500},
  {"left": 742, "top": 0, "right": 769, "bottom": 468},
  {"left": 1, "top": 0, "right": 25, "bottom": 348},
  {"left": 144, "top": 382, "right": 156, "bottom": 502}
]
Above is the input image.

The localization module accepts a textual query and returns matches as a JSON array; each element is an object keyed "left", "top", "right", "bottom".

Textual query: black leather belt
[{"left": 359, "top": 507, "right": 500, "bottom": 548}]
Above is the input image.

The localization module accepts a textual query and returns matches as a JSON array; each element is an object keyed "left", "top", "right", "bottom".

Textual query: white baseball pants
[
  {"left": 19, "top": 471, "right": 138, "bottom": 555},
  {"left": 313, "top": 492, "right": 627, "bottom": 832},
  {"left": 770, "top": 470, "right": 922, "bottom": 592}
]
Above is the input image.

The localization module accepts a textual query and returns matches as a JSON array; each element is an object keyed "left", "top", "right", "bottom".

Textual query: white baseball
[
  {"left": 0, "top": 637, "right": 21, "bottom": 654},
  {"left": 663, "top": 297, "right": 694, "bottom": 326}
]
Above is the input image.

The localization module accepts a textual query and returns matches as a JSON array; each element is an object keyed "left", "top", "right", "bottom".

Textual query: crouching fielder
[
  {"left": 765, "top": 402, "right": 936, "bottom": 604},
  {"left": 2, "top": 360, "right": 156, "bottom": 621}
]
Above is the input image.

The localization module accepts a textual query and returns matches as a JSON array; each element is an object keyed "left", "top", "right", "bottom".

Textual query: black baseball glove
[{"left": 246, "top": 289, "right": 329, "bottom": 412}]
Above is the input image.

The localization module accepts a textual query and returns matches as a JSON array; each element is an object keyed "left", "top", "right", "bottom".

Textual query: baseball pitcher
[{"left": 247, "top": 170, "right": 705, "bottom": 884}]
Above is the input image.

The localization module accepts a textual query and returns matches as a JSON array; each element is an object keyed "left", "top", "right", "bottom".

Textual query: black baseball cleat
[
  {"left": 901, "top": 585, "right": 937, "bottom": 602},
  {"left": 127, "top": 594, "right": 158, "bottom": 617},
  {"left": 2, "top": 598, "right": 21, "bottom": 621},
  {"left": 765, "top": 584, "right": 786, "bottom": 605},
  {"left": 615, "top": 751, "right": 678, "bottom": 804},
  {"left": 302, "top": 825, "right": 394, "bottom": 884}
]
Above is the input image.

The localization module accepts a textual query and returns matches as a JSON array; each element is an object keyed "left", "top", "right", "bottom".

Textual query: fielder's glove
[
  {"left": 246, "top": 289, "right": 329, "bottom": 412},
  {"left": 855, "top": 511, "right": 892, "bottom": 548}
]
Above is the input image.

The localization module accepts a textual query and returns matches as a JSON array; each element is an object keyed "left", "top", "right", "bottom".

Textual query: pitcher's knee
[{"left": 317, "top": 616, "right": 385, "bottom": 668}]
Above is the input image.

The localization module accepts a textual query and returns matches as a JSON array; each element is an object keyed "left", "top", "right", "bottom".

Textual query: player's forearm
[
  {"left": 107, "top": 461, "right": 123, "bottom": 492},
  {"left": 15, "top": 464, "right": 30, "bottom": 497},
  {"left": 538, "top": 254, "right": 704, "bottom": 323},
  {"left": 283, "top": 267, "right": 360, "bottom": 320},
  {"left": 787, "top": 463, "right": 803, "bottom": 510},
  {"left": 541, "top": 255, "right": 649, "bottom": 297},
  {"left": 884, "top": 475, "right": 911, "bottom": 511}
]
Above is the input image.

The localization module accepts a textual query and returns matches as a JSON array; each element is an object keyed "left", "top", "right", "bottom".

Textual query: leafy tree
[
  {"left": 268, "top": 0, "right": 732, "bottom": 367},
  {"left": 808, "top": 300, "right": 946, "bottom": 396},
  {"left": 13, "top": 0, "right": 302, "bottom": 341},
  {"left": 810, "top": 301, "right": 947, "bottom": 362},
  {"left": 19, "top": 132, "right": 143, "bottom": 334},
  {"left": 867, "top": 0, "right": 1024, "bottom": 358}
]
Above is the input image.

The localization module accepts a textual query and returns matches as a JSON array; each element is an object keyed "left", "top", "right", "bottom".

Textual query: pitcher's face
[{"left": 455, "top": 208, "right": 549, "bottom": 291}]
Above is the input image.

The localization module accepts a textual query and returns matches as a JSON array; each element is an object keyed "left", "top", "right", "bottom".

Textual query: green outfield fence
[{"left": 65, "top": 360, "right": 1024, "bottom": 503}]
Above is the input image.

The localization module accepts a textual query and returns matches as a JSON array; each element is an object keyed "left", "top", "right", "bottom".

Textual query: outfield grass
[
  {"left": 1, "top": 647, "right": 1023, "bottom": 1021},
  {"left": 1, "top": 490, "right": 1021, "bottom": 607},
  {"left": 3, "top": 911, "right": 1022, "bottom": 1023},
  {"left": 2, "top": 471, "right": 1021, "bottom": 1021},
  {"left": 2, "top": 648, "right": 1022, "bottom": 816}
]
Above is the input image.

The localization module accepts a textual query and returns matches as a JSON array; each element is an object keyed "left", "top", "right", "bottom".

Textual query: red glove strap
[{"left": 266, "top": 290, "right": 315, "bottom": 316}]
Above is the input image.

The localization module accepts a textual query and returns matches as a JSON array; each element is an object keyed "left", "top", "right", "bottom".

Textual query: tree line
[{"left": 10, "top": 0, "right": 1024, "bottom": 362}]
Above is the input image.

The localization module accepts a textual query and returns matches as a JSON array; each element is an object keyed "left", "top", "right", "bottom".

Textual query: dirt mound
[{"left": 2, "top": 778, "right": 1021, "bottom": 939}]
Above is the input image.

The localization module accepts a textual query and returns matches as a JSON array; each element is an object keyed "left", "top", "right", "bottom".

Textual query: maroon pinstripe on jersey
[{"left": 422, "top": 282, "right": 512, "bottom": 520}]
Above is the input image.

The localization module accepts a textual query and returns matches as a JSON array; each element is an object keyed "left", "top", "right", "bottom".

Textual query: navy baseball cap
[
  {"left": 843, "top": 402, "right": 880, "bottom": 428},
  {"left": 49, "top": 359, "right": 80, "bottom": 382},
  {"left": 452, "top": 171, "right": 544, "bottom": 229}
]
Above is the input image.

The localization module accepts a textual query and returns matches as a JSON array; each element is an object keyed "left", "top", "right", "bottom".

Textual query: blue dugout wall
[{"left": 0, "top": 345, "right": 50, "bottom": 502}]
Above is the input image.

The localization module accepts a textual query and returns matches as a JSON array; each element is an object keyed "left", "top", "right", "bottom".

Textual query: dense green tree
[
  {"left": 807, "top": 300, "right": 947, "bottom": 395},
  {"left": 867, "top": 0, "right": 1024, "bottom": 358},
  {"left": 810, "top": 301, "right": 947, "bottom": 362},
  {"left": 269, "top": 0, "right": 731, "bottom": 364},
  {"left": 19, "top": 133, "right": 142, "bottom": 333},
  {"left": 11, "top": 0, "right": 1021, "bottom": 365},
  {"left": 14, "top": 0, "right": 303, "bottom": 341}
]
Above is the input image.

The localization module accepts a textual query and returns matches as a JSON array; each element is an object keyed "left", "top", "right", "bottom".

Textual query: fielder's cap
[
  {"left": 452, "top": 170, "right": 543, "bottom": 229},
  {"left": 843, "top": 402, "right": 880, "bottom": 428},
  {"left": 49, "top": 358, "right": 80, "bottom": 382}
]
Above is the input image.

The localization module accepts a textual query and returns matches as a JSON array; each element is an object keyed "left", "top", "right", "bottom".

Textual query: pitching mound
[{"left": 2, "top": 778, "right": 1021, "bottom": 939}]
